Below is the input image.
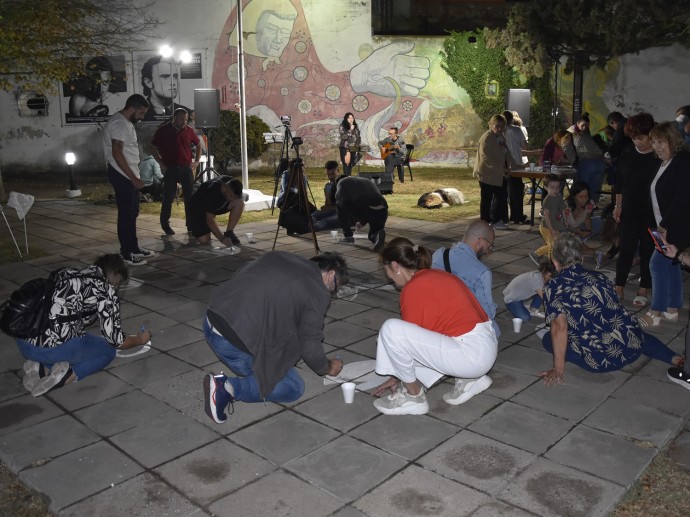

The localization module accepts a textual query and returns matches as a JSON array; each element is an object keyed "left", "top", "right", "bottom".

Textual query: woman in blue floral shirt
[{"left": 540, "top": 233, "right": 683, "bottom": 385}]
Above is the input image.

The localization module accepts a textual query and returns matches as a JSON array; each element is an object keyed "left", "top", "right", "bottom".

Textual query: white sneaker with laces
[
  {"left": 443, "top": 375, "right": 492, "bottom": 405},
  {"left": 529, "top": 309, "right": 546, "bottom": 318},
  {"left": 373, "top": 386, "right": 429, "bottom": 415}
]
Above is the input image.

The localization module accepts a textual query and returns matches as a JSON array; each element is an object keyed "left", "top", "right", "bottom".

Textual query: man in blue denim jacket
[{"left": 431, "top": 220, "right": 500, "bottom": 337}]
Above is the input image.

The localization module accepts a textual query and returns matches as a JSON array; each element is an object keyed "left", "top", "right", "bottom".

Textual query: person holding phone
[{"left": 639, "top": 122, "right": 690, "bottom": 328}]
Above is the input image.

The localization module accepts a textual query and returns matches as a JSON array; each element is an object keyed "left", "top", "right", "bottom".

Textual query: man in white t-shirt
[{"left": 102, "top": 94, "right": 155, "bottom": 266}]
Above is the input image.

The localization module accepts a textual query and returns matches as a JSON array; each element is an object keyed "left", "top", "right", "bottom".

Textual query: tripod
[
  {"left": 194, "top": 127, "right": 220, "bottom": 184},
  {"left": 272, "top": 124, "right": 320, "bottom": 254}
]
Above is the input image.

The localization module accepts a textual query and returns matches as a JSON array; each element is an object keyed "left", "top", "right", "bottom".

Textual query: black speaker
[
  {"left": 358, "top": 172, "right": 393, "bottom": 195},
  {"left": 506, "top": 88, "right": 531, "bottom": 127},
  {"left": 194, "top": 89, "right": 220, "bottom": 128}
]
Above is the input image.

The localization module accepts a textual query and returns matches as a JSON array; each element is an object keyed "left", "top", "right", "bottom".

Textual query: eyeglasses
[{"left": 479, "top": 236, "right": 494, "bottom": 250}]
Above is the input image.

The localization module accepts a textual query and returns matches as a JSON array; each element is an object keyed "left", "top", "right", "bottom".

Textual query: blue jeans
[
  {"left": 203, "top": 316, "right": 304, "bottom": 403},
  {"left": 542, "top": 330, "right": 676, "bottom": 372},
  {"left": 576, "top": 158, "right": 606, "bottom": 204},
  {"left": 650, "top": 250, "right": 683, "bottom": 312},
  {"left": 505, "top": 295, "right": 542, "bottom": 321},
  {"left": 108, "top": 165, "right": 140, "bottom": 256},
  {"left": 16, "top": 334, "right": 116, "bottom": 381}
]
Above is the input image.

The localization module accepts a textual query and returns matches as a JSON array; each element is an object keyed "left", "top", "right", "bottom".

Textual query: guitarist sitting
[{"left": 378, "top": 127, "right": 407, "bottom": 183}]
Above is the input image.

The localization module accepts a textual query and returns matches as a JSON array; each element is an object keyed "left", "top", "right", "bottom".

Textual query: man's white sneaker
[
  {"left": 443, "top": 375, "right": 492, "bottom": 405},
  {"left": 373, "top": 386, "right": 429, "bottom": 415},
  {"left": 529, "top": 309, "right": 546, "bottom": 318}
]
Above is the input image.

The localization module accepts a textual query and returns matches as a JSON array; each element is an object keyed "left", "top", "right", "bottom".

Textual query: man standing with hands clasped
[
  {"left": 102, "top": 94, "right": 155, "bottom": 266},
  {"left": 151, "top": 108, "right": 200, "bottom": 235}
]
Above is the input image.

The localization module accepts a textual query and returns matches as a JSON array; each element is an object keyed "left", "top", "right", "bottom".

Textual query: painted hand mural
[{"left": 212, "top": 0, "right": 478, "bottom": 165}]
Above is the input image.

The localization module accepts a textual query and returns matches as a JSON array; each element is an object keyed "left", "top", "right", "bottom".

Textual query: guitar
[{"left": 380, "top": 141, "right": 400, "bottom": 160}]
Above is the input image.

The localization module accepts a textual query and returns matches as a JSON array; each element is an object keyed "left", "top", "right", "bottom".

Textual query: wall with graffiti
[
  {"left": 211, "top": 0, "right": 481, "bottom": 167},
  {"left": 1, "top": 0, "right": 689, "bottom": 174}
]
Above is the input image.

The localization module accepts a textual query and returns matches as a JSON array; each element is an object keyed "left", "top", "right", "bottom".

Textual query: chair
[{"left": 397, "top": 144, "right": 414, "bottom": 182}]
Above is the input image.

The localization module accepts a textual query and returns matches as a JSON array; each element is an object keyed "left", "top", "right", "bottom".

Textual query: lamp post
[
  {"left": 159, "top": 45, "right": 192, "bottom": 119},
  {"left": 65, "top": 152, "right": 81, "bottom": 198}
]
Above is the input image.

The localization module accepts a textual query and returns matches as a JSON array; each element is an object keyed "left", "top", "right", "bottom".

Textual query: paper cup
[
  {"left": 330, "top": 230, "right": 339, "bottom": 242},
  {"left": 245, "top": 232, "right": 254, "bottom": 243},
  {"left": 512, "top": 318, "right": 523, "bottom": 333},
  {"left": 341, "top": 382, "right": 356, "bottom": 403},
  {"left": 529, "top": 163, "right": 535, "bottom": 171}
]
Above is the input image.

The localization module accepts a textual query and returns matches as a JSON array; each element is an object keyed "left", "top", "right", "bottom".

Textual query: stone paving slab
[{"left": 2, "top": 200, "right": 690, "bottom": 515}]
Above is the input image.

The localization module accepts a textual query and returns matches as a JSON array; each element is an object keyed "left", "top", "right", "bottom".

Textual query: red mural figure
[{"left": 212, "top": 0, "right": 430, "bottom": 163}]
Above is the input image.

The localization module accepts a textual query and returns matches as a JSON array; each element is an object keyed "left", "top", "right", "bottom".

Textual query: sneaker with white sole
[
  {"left": 132, "top": 249, "right": 157, "bottom": 259},
  {"left": 122, "top": 253, "right": 148, "bottom": 266},
  {"left": 443, "top": 375, "right": 492, "bottom": 405},
  {"left": 203, "top": 373, "right": 234, "bottom": 423},
  {"left": 31, "top": 362, "right": 72, "bottom": 397},
  {"left": 373, "top": 385, "right": 429, "bottom": 415},
  {"left": 667, "top": 367, "right": 690, "bottom": 391},
  {"left": 529, "top": 309, "right": 546, "bottom": 318},
  {"left": 491, "top": 221, "right": 508, "bottom": 230},
  {"left": 22, "top": 360, "right": 42, "bottom": 392}
]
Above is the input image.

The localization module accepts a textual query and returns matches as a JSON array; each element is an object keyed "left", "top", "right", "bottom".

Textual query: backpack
[
  {"left": 0, "top": 275, "right": 56, "bottom": 339},
  {"left": 0, "top": 271, "right": 98, "bottom": 339}
]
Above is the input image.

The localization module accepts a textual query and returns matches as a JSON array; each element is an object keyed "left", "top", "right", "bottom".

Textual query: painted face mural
[{"left": 212, "top": 0, "right": 481, "bottom": 165}]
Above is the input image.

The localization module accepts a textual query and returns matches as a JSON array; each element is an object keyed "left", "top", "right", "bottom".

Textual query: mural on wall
[
  {"left": 212, "top": 0, "right": 482, "bottom": 166},
  {"left": 62, "top": 55, "right": 128, "bottom": 124},
  {"left": 132, "top": 50, "right": 205, "bottom": 123}
]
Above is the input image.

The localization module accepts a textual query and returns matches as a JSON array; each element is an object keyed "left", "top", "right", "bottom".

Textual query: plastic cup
[
  {"left": 341, "top": 382, "right": 356, "bottom": 403},
  {"left": 512, "top": 318, "right": 523, "bottom": 333},
  {"left": 529, "top": 163, "right": 535, "bottom": 171},
  {"left": 330, "top": 230, "right": 339, "bottom": 242},
  {"left": 245, "top": 232, "right": 254, "bottom": 243}
]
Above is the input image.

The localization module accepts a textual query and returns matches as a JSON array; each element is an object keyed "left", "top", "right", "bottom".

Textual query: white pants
[{"left": 375, "top": 319, "right": 498, "bottom": 388}]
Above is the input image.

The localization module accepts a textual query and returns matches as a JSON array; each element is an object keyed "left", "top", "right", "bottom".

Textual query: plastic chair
[{"left": 399, "top": 144, "right": 414, "bottom": 182}]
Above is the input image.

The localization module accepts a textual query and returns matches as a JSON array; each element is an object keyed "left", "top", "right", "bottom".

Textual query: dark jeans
[
  {"left": 480, "top": 181, "right": 508, "bottom": 223},
  {"left": 311, "top": 209, "right": 340, "bottom": 231},
  {"left": 542, "top": 330, "right": 676, "bottom": 372},
  {"left": 615, "top": 211, "right": 654, "bottom": 289},
  {"left": 507, "top": 176, "right": 526, "bottom": 222},
  {"left": 161, "top": 165, "right": 194, "bottom": 228},
  {"left": 384, "top": 154, "right": 405, "bottom": 182},
  {"left": 203, "top": 317, "right": 304, "bottom": 403},
  {"left": 107, "top": 165, "right": 140, "bottom": 256},
  {"left": 340, "top": 147, "right": 353, "bottom": 176},
  {"left": 337, "top": 201, "right": 388, "bottom": 239}
]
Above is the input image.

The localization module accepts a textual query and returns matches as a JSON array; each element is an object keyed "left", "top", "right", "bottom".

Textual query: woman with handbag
[{"left": 15, "top": 254, "right": 151, "bottom": 396}]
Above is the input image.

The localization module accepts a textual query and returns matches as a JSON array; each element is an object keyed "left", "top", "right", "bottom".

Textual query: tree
[
  {"left": 485, "top": 0, "right": 690, "bottom": 76},
  {"left": 0, "top": 0, "right": 159, "bottom": 93},
  {"left": 209, "top": 111, "right": 270, "bottom": 171},
  {"left": 441, "top": 30, "right": 520, "bottom": 127}
]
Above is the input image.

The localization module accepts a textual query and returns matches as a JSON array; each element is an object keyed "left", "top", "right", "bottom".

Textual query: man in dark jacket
[{"left": 202, "top": 251, "right": 348, "bottom": 423}]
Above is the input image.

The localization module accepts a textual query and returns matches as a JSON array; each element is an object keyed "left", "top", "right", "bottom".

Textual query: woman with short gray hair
[{"left": 540, "top": 233, "right": 683, "bottom": 385}]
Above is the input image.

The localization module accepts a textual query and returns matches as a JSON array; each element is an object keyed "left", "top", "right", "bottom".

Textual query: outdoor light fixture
[
  {"left": 64, "top": 152, "right": 81, "bottom": 198},
  {"left": 158, "top": 46, "right": 192, "bottom": 119}
]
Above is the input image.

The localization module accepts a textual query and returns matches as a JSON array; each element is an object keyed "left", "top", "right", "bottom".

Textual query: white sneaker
[
  {"left": 373, "top": 386, "right": 429, "bottom": 415},
  {"left": 22, "top": 360, "right": 41, "bottom": 392},
  {"left": 443, "top": 375, "right": 492, "bottom": 405},
  {"left": 529, "top": 309, "right": 546, "bottom": 318}
]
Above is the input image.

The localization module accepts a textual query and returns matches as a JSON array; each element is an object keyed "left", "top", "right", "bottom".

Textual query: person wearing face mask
[
  {"left": 431, "top": 220, "right": 500, "bottom": 337},
  {"left": 370, "top": 237, "right": 498, "bottom": 416}
]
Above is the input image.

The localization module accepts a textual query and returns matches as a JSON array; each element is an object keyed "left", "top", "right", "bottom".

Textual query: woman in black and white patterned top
[
  {"left": 17, "top": 254, "right": 152, "bottom": 397},
  {"left": 339, "top": 112, "right": 361, "bottom": 176}
]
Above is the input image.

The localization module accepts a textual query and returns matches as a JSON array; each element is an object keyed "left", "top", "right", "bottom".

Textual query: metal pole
[
  {"left": 171, "top": 60, "right": 175, "bottom": 120},
  {"left": 237, "top": 0, "right": 249, "bottom": 187}
]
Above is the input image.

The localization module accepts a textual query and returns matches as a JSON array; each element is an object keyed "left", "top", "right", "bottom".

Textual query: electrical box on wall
[{"left": 17, "top": 92, "right": 49, "bottom": 116}]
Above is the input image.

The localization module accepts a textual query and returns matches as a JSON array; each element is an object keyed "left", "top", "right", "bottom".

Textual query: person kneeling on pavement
[
  {"left": 335, "top": 175, "right": 387, "bottom": 251},
  {"left": 371, "top": 238, "right": 498, "bottom": 416},
  {"left": 15, "top": 254, "right": 152, "bottom": 397},
  {"left": 188, "top": 175, "right": 245, "bottom": 247},
  {"left": 203, "top": 251, "right": 347, "bottom": 423}
]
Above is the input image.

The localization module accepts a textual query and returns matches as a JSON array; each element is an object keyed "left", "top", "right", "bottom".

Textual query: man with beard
[{"left": 102, "top": 94, "right": 155, "bottom": 266}]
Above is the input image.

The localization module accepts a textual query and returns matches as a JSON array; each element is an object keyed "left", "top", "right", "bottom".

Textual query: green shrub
[{"left": 209, "top": 110, "right": 270, "bottom": 167}]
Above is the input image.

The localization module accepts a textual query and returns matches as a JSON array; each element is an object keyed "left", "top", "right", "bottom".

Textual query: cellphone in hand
[{"left": 648, "top": 228, "right": 667, "bottom": 253}]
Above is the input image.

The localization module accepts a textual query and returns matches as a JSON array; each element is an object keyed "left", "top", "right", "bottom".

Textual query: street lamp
[
  {"left": 158, "top": 45, "right": 192, "bottom": 119},
  {"left": 65, "top": 152, "right": 81, "bottom": 198}
]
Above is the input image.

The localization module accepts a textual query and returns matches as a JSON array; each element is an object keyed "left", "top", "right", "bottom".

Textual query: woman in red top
[{"left": 372, "top": 237, "right": 498, "bottom": 416}]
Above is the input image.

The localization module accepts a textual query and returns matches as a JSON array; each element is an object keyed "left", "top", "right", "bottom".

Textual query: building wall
[{"left": 1, "top": 0, "right": 688, "bottom": 174}]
